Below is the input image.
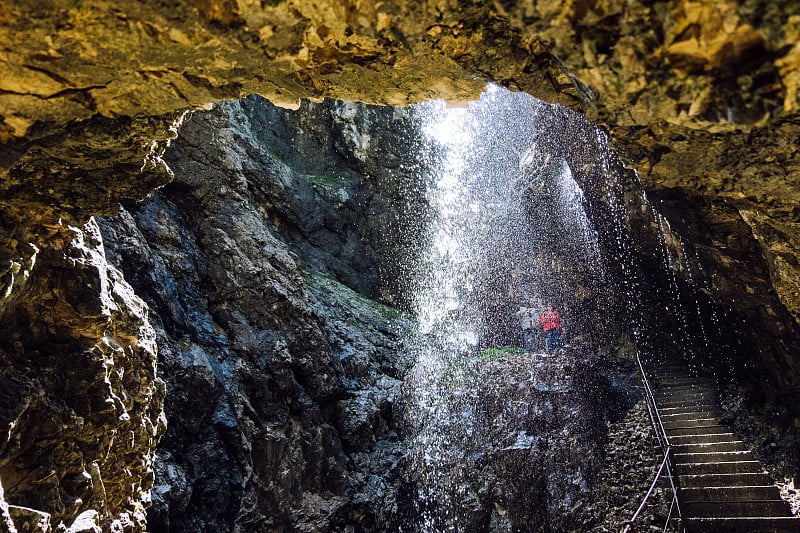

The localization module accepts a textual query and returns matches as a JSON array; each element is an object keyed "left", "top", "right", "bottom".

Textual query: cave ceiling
[{"left": 1, "top": 0, "right": 799, "bottom": 327}]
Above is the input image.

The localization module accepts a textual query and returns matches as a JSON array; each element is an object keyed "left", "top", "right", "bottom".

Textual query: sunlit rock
[
  {"left": 66, "top": 510, "right": 101, "bottom": 533},
  {"left": 0, "top": 220, "right": 165, "bottom": 531},
  {"left": 6, "top": 505, "right": 50, "bottom": 533},
  {"left": 662, "top": 1, "right": 765, "bottom": 72}
]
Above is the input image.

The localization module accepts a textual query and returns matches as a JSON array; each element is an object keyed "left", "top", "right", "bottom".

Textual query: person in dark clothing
[{"left": 515, "top": 306, "right": 536, "bottom": 352}]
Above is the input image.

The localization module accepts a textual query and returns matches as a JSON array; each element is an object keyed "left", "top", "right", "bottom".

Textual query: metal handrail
[
  {"left": 623, "top": 453, "right": 669, "bottom": 529},
  {"left": 622, "top": 354, "right": 684, "bottom": 533},
  {"left": 639, "top": 357, "right": 668, "bottom": 450}
]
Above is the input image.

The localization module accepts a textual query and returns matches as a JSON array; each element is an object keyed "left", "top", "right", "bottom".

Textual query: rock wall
[
  {"left": 96, "top": 96, "right": 429, "bottom": 531},
  {"left": 390, "top": 348, "right": 638, "bottom": 532},
  {"left": 0, "top": 219, "right": 165, "bottom": 532}
]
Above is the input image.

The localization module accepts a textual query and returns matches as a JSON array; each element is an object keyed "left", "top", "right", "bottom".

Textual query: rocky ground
[
  {"left": 388, "top": 346, "right": 645, "bottom": 531},
  {"left": 592, "top": 398, "right": 672, "bottom": 532}
]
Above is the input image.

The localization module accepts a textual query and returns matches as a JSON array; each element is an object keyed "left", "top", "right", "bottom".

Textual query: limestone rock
[
  {"left": 6, "top": 506, "right": 50, "bottom": 533},
  {"left": 0, "top": 220, "right": 165, "bottom": 531},
  {"left": 1, "top": 0, "right": 798, "bottom": 364},
  {"left": 0, "top": 481, "right": 14, "bottom": 533},
  {"left": 66, "top": 511, "right": 101, "bottom": 533},
  {"left": 0, "top": 0, "right": 798, "bottom": 390},
  {"left": 97, "top": 96, "right": 424, "bottom": 531}
]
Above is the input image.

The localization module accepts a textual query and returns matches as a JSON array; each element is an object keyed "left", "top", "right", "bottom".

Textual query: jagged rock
[
  {"left": 391, "top": 347, "right": 638, "bottom": 531},
  {"left": 0, "top": 479, "right": 14, "bottom": 533},
  {"left": 97, "top": 97, "right": 424, "bottom": 531},
  {"left": 65, "top": 511, "right": 100, "bottom": 533},
  {"left": 6, "top": 506, "right": 50, "bottom": 533},
  {"left": 0, "top": 221, "right": 165, "bottom": 531},
  {"left": 594, "top": 400, "right": 668, "bottom": 530}
]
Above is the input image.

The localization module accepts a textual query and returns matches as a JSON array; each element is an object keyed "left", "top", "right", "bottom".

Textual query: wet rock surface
[
  {"left": 717, "top": 382, "right": 800, "bottom": 516},
  {"left": 593, "top": 398, "right": 671, "bottom": 532},
  {"left": 390, "top": 348, "right": 642, "bottom": 531},
  {"left": 96, "top": 97, "right": 429, "bottom": 531}
]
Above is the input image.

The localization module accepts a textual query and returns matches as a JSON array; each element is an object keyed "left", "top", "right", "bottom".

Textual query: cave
[{"left": 1, "top": 1, "right": 799, "bottom": 532}]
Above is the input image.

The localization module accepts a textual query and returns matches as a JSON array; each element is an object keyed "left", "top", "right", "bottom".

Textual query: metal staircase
[{"left": 647, "top": 363, "right": 799, "bottom": 532}]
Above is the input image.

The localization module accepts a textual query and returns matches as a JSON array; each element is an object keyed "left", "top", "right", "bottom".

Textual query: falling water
[
  {"left": 635, "top": 190, "right": 735, "bottom": 370},
  {"left": 400, "top": 86, "right": 613, "bottom": 530}
]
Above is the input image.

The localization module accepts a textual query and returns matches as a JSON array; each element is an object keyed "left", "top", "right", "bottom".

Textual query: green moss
[
  {"left": 175, "top": 338, "right": 192, "bottom": 351},
  {"left": 374, "top": 302, "right": 405, "bottom": 320},
  {"left": 303, "top": 269, "right": 407, "bottom": 323},
  {"left": 470, "top": 476, "right": 487, "bottom": 492},
  {"left": 441, "top": 345, "right": 523, "bottom": 385},
  {"left": 478, "top": 345, "right": 524, "bottom": 360},
  {"left": 305, "top": 173, "right": 348, "bottom": 189}
]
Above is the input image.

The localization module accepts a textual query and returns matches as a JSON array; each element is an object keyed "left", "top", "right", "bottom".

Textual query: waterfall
[{"left": 399, "top": 86, "right": 611, "bottom": 531}]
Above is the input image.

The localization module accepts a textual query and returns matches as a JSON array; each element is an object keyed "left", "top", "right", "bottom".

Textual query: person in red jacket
[{"left": 539, "top": 303, "right": 563, "bottom": 353}]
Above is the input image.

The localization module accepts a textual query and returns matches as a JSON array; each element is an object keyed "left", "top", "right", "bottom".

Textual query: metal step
[
  {"left": 673, "top": 450, "right": 755, "bottom": 464},
  {"left": 656, "top": 384, "right": 714, "bottom": 395},
  {"left": 683, "top": 499, "right": 792, "bottom": 518},
  {"left": 666, "top": 425, "right": 728, "bottom": 437},
  {"left": 656, "top": 392, "right": 716, "bottom": 403},
  {"left": 654, "top": 379, "right": 712, "bottom": 388},
  {"left": 655, "top": 380, "right": 713, "bottom": 389},
  {"left": 681, "top": 485, "right": 785, "bottom": 502},
  {"left": 676, "top": 460, "right": 765, "bottom": 475},
  {"left": 679, "top": 472, "right": 775, "bottom": 488},
  {"left": 658, "top": 398, "right": 717, "bottom": 409},
  {"left": 673, "top": 441, "right": 748, "bottom": 454},
  {"left": 659, "top": 404, "right": 717, "bottom": 415},
  {"left": 681, "top": 516, "right": 800, "bottom": 532},
  {"left": 669, "top": 432, "right": 736, "bottom": 445},
  {"left": 663, "top": 417, "right": 721, "bottom": 430},
  {"left": 661, "top": 411, "right": 717, "bottom": 422},
  {"left": 660, "top": 390, "right": 715, "bottom": 399}
]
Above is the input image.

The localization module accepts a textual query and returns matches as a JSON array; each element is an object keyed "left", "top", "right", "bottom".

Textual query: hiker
[
  {"left": 515, "top": 306, "right": 536, "bottom": 352},
  {"left": 539, "top": 303, "right": 563, "bottom": 352}
]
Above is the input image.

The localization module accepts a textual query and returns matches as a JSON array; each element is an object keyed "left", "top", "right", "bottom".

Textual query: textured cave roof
[{"left": 0, "top": 0, "right": 798, "bottom": 326}]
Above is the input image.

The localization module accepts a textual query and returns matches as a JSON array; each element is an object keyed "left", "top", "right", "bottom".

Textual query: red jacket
[{"left": 539, "top": 309, "right": 562, "bottom": 332}]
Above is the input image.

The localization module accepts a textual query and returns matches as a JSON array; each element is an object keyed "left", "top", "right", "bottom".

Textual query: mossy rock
[
  {"left": 304, "top": 173, "right": 349, "bottom": 190},
  {"left": 303, "top": 270, "right": 407, "bottom": 324}
]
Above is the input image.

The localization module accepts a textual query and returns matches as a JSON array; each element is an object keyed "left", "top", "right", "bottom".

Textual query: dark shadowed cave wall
[{"left": 97, "top": 97, "right": 433, "bottom": 531}]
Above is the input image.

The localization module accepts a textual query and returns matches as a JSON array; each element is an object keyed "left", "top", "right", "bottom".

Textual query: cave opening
[
  {"left": 3, "top": 85, "right": 794, "bottom": 533},
  {"left": 0, "top": 75, "right": 794, "bottom": 531},
  {"left": 90, "top": 84, "right": 796, "bottom": 532}
]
